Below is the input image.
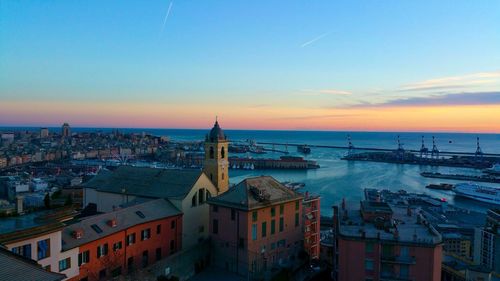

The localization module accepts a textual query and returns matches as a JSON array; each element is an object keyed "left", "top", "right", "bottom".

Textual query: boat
[
  {"left": 426, "top": 183, "right": 454, "bottom": 190},
  {"left": 453, "top": 183, "right": 500, "bottom": 205},
  {"left": 484, "top": 163, "right": 500, "bottom": 176},
  {"left": 297, "top": 145, "right": 311, "bottom": 154}
]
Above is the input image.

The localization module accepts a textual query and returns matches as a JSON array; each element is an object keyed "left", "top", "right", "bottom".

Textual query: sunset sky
[{"left": 1, "top": 1, "right": 499, "bottom": 132}]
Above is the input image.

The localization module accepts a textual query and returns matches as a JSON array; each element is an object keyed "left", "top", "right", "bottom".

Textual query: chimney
[
  {"left": 108, "top": 218, "right": 117, "bottom": 228},
  {"left": 343, "top": 209, "right": 348, "bottom": 221},
  {"left": 16, "top": 196, "right": 24, "bottom": 215},
  {"left": 73, "top": 229, "right": 84, "bottom": 239},
  {"left": 341, "top": 198, "right": 346, "bottom": 210}
]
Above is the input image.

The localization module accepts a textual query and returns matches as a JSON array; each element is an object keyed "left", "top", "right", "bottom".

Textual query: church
[{"left": 82, "top": 120, "right": 230, "bottom": 249}]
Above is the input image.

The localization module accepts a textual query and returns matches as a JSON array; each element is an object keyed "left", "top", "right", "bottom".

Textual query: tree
[{"left": 44, "top": 193, "right": 51, "bottom": 209}]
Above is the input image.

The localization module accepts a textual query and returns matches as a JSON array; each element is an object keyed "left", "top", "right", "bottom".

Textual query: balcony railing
[{"left": 381, "top": 255, "right": 416, "bottom": 264}]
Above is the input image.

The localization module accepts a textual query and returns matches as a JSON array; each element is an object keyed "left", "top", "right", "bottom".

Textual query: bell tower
[{"left": 203, "top": 118, "right": 229, "bottom": 194}]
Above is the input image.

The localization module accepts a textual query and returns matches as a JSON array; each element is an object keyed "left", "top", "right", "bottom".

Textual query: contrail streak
[
  {"left": 300, "top": 32, "right": 329, "bottom": 48},
  {"left": 160, "top": 1, "right": 173, "bottom": 35}
]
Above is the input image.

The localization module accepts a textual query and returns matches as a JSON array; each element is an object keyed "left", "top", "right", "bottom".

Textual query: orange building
[
  {"left": 208, "top": 176, "right": 304, "bottom": 279},
  {"left": 333, "top": 200, "right": 443, "bottom": 281},
  {"left": 62, "top": 199, "right": 182, "bottom": 281}
]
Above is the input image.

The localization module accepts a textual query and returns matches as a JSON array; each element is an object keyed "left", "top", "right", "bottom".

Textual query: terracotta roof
[
  {"left": 0, "top": 247, "right": 65, "bottom": 281},
  {"left": 208, "top": 176, "right": 302, "bottom": 210},
  {"left": 62, "top": 198, "right": 181, "bottom": 250}
]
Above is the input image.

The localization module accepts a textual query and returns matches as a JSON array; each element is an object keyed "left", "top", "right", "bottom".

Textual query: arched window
[
  {"left": 206, "top": 190, "right": 212, "bottom": 201},
  {"left": 209, "top": 147, "right": 214, "bottom": 159},
  {"left": 192, "top": 194, "right": 197, "bottom": 207},
  {"left": 198, "top": 188, "right": 205, "bottom": 204},
  {"left": 221, "top": 147, "right": 225, "bottom": 159}
]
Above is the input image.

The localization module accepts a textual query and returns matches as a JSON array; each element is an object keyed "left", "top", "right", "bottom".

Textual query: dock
[{"left": 420, "top": 172, "right": 500, "bottom": 183}]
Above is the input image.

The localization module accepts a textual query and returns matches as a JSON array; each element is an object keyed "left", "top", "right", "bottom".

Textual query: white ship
[
  {"left": 454, "top": 183, "right": 500, "bottom": 205},
  {"left": 484, "top": 163, "right": 500, "bottom": 176}
]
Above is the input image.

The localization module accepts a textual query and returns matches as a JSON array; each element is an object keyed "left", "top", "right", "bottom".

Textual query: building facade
[
  {"left": 208, "top": 176, "right": 304, "bottom": 279},
  {"left": 63, "top": 199, "right": 182, "bottom": 281},
  {"left": 333, "top": 200, "right": 443, "bottom": 281},
  {"left": 302, "top": 192, "right": 320, "bottom": 260}
]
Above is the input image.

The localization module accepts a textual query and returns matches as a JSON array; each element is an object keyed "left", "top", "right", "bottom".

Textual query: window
[
  {"left": 141, "top": 228, "right": 151, "bottom": 241},
  {"left": 271, "top": 242, "right": 276, "bottom": 250},
  {"left": 113, "top": 241, "right": 122, "bottom": 252},
  {"left": 135, "top": 211, "right": 145, "bottom": 219},
  {"left": 12, "top": 244, "right": 31, "bottom": 258},
  {"left": 111, "top": 267, "right": 122, "bottom": 277},
  {"left": 127, "top": 257, "right": 134, "bottom": 273},
  {"left": 271, "top": 207, "right": 276, "bottom": 217},
  {"left": 365, "top": 242, "right": 374, "bottom": 253},
  {"left": 295, "top": 213, "right": 300, "bottom": 227},
  {"left": 400, "top": 265, "right": 409, "bottom": 278},
  {"left": 209, "top": 147, "right": 214, "bottom": 159},
  {"left": 90, "top": 224, "right": 103, "bottom": 233},
  {"left": 78, "top": 250, "right": 90, "bottom": 266},
  {"left": 43, "top": 265, "right": 51, "bottom": 271},
  {"left": 97, "top": 243, "right": 108, "bottom": 258},
  {"left": 252, "top": 211, "right": 258, "bottom": 222},
  {"left": 295, "top": 200, "right": 299, "bottom": 210},
  {"left": 221, "top": 147, "right": 225, "bottom": 158},
  {"left": 231, "top": 209, "right": 236, "bottom": 221},
  {"left": 142, "top": 251, "right": 149, "bottom": 268},
  {"left": 170, "top": 240, "right": 176, "bottom": 254},
  {"left": 262, "top": 222, "right": 267, "bottom": 238},
  {"left": 400, "top": 246, "right": 409, "bottom": 257},
  {"left": 171, "top": 220, "right": 176, "bottom": 229},
  {"left": 252, "top": 224, "right": 257, "bottom": 240},
  {"left": 213, "top": 219, "right": 219, "bottom": 234},
  {"left": 37, "top": 239, "right": 50, "bottom": 260},
  {"left": 213, "top": 205, "right": 218, "bottom": 212},
  {"left": 199, "top": 189, "right": 205, "bottom": 204},
  {"left": 156, "top": 248, "right": 162, "bottom": 261},
  {"left": 206, "top": 191, "right": 211, "bottom": 201},
  {"left": 59, "top": 257, "right": 71, "bottom": 272},
  {"left": 280, "top": 204, "right": 284, "bottom": 215},
  {"left": 192, "top": 194, "right": 197, "bottom": 207},
  {"left": 271, "top": 220, "right": 276, "bottom": 235},
  {"left": 238, "top": 238, "right": 244, "bottom": 248},
  {"left": 157, "top": 224, "right": 161, "bottom": 234},
  {"left": 279, "top": 217, "right": 284, "bottom": 232},
  {"left": 126, "top": 233, "right": 136, "bottom": 245},
  {"left": 365, "top": 259, "right": 374, "bottom": 271}
]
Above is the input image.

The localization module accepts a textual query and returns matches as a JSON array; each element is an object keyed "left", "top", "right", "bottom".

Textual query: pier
[{"left": 254, "top": 141, "right": 500, "bottom": 157}]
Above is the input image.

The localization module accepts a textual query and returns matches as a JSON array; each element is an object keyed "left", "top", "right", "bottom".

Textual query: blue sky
[{"left": 1, "top": 0, "right": 499, "bottom": 131}]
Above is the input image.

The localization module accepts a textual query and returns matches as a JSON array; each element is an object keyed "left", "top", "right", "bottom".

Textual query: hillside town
[{"left": 0, "top": 121, "right": 499, "bottom": 281}]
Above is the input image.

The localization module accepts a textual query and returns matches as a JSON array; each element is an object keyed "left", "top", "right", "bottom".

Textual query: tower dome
[{"left": 207, "top": 120, "right": 226, "bottom": 142}]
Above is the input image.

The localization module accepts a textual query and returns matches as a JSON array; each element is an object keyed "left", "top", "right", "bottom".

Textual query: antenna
[{"left": 431, "top": 136, "right": 439, "bottom": 159}]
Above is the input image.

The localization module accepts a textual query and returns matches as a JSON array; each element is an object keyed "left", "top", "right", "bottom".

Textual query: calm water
[{"left": 3, "top": 127, "right": 500, "bottom": 215}]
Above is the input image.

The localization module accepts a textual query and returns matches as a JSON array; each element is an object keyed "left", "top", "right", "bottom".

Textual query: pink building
[
  {"left": 208, "top": 176, "right": 304, "bottom": 279},
  {"left": 303, "top": 192, "right": 320, "bottom": 260},
  {"left": 333, "top": 200, "right": 443, "bottom": 281}
]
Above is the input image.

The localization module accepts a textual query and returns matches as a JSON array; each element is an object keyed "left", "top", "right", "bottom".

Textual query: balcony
[
  {"left": 380, "top": 272, "right": 413, "bottom": 281},
  {"left": 381, "top": 255, "right": 416, "bottom": 264}
]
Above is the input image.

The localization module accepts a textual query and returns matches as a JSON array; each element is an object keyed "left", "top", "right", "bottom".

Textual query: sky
[{"left": 1, "top": 0, "right": 499, "bottom": 132}]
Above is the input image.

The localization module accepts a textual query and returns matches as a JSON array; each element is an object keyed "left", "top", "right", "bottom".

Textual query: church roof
[
  {"left": 82, "top": 166, "right": 204, "bottom": 200},
  {"left": 207, "top": 120, "right": 226, "bottom": 142},
  {"left": 207, "top": 176, "right": 302, "bottom": 210}
]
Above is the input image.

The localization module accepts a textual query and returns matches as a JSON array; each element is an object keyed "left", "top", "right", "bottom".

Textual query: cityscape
[{"left": 1, "top": 1, "right": 500, "bottom": 281}]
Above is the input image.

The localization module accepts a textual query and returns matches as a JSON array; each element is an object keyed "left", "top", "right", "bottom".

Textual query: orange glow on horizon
[{"left": 0, "top": 101, "right": 499, "bottom": 133}]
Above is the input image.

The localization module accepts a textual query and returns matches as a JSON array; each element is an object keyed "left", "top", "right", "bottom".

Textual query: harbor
[{"left": 421, "top": 172, "right": 500, "bottom": 183}]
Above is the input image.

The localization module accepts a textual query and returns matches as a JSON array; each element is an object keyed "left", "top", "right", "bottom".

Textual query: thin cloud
[
  {"left": 160, "top": 1, "right": 173, "bottom": 35},
  {"left": 269, "top": 113, "right": 360, "bottom": 121},
  {"left": 345, "top": 91, "right": 500, "bottom": 108},
  {"left": 399, "top": 71, "right": 500, "bottom": 92},
  {"left": 300, "top": 32, "right": 330, "bottom": 48},
  {"left": 301, "top": 89, "right": 352, "bottom": 96}
]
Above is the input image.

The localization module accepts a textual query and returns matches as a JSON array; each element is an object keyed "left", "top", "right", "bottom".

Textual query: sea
[{"left": 3, "top": 127, "right": 500, "bottom": 215}]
